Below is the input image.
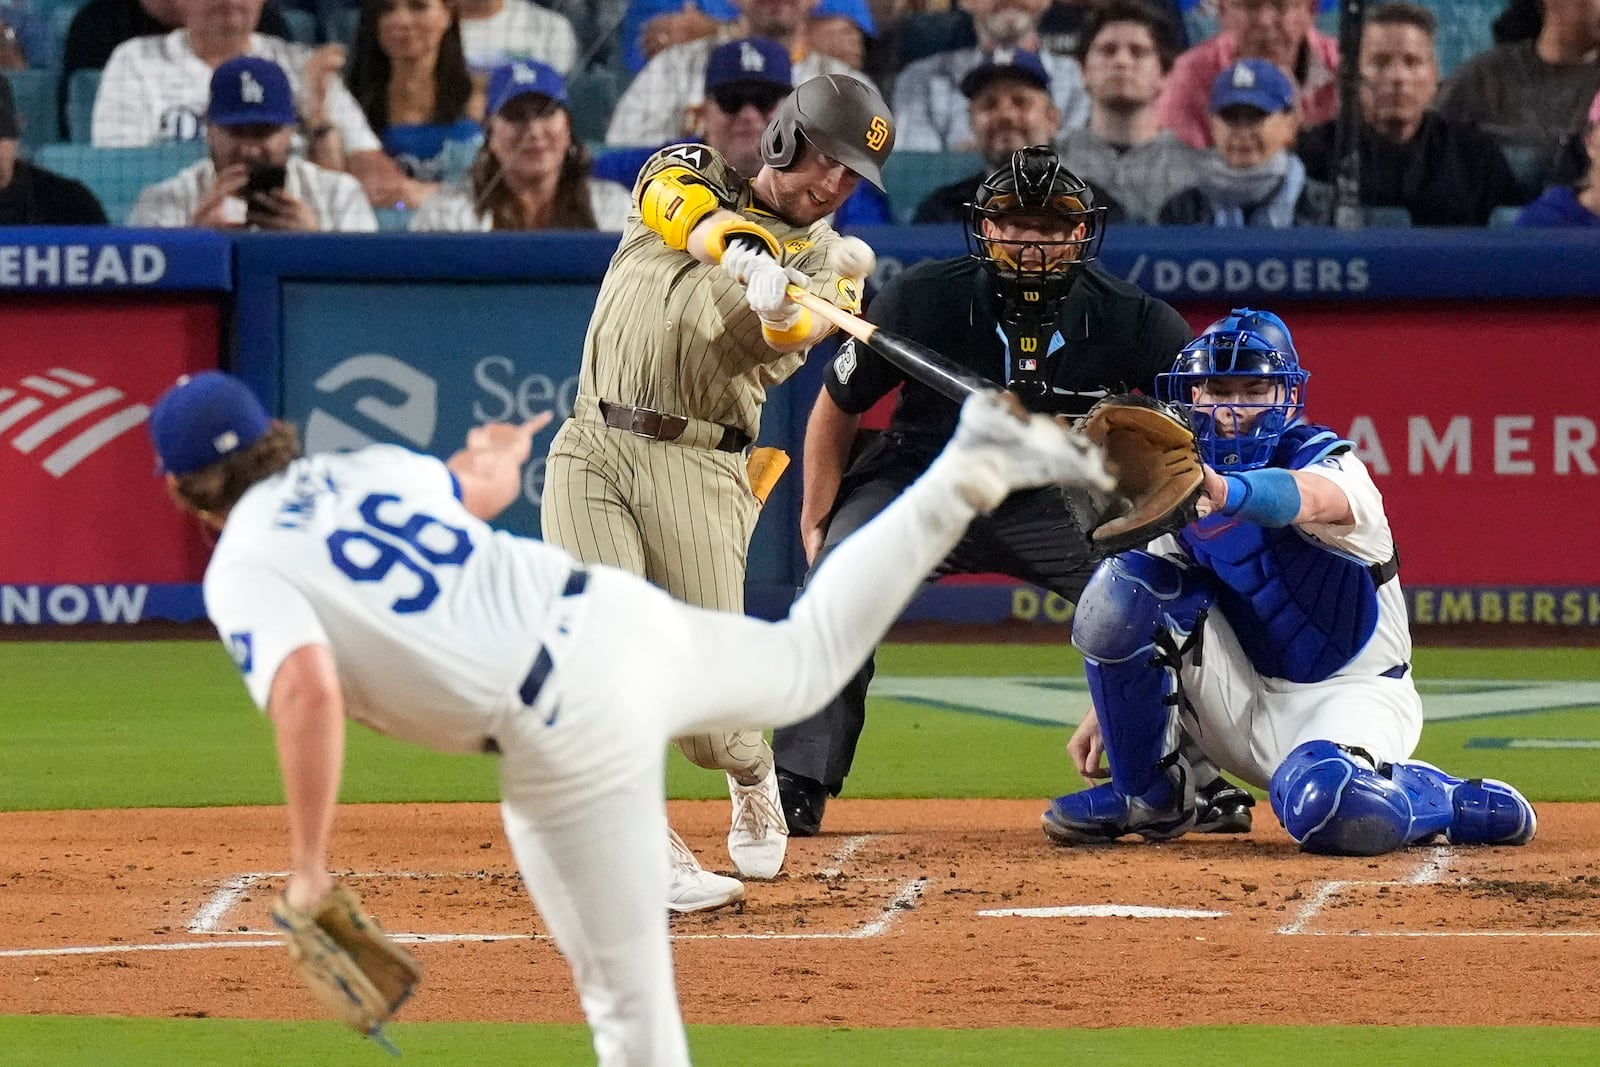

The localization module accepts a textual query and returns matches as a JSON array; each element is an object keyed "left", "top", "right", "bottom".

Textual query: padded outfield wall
[{"left": 2, "top": 226, "right": 1598, "bottom": 629}]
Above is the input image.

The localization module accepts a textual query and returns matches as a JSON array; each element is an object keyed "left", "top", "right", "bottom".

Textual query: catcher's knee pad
[
  {"left": 1071, "top": 552, "right": 1212, "bottom": 665},
  {"left": 675, "top": 730, "right": 772, "bottom": 783},
  {"left": 1270, "top": 741, "right": 1416, "bottom": 856}
]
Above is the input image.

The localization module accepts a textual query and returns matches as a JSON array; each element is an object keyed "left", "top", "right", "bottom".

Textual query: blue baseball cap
[
  {"left": 816, "top": 0, "right": 875, "bottom": 36},
  {"left": 487, "top": 60, "right": 568, "bottom": 116},
  {"left": 149, "top": 372, "right": 272, "bottom": 476},
  {"left": 207, "top": 56, "right": 298, "bottom": 127},
  {"left": 959, "top": 48, "right": 1051, "bottom": 99},
  {"left": 1210, "top": 58, "right": 1296, "bottom": 114},
  {"left": 705, "top": 37, "right": 792, "bottom": 92}
]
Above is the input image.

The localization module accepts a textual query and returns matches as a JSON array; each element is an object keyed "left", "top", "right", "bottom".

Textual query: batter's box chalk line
[
  {"left": 1274, "top": 845, "right": 1600, "bottom": 938},
  {"left": 0, "top": 847, "right": 928, "bottom": 959}
]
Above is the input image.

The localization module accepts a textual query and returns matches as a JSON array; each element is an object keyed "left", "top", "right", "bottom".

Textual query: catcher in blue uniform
[{"left": 1043, "top": 308, "right": 1538, "bottom": 855}]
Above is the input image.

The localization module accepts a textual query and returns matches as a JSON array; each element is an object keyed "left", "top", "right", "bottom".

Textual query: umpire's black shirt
[{"left": 824, "top": 256, "right": 1194, "bottom": 468}]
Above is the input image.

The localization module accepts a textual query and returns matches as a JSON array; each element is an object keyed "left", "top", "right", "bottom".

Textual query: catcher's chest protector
[{"left": 1179, "top": 425, "right": 1380, "bottom": 683}]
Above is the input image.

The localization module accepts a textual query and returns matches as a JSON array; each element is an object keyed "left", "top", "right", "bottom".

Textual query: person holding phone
[{"left": 130, "top": 56, "right": 378, "bottom": 231}]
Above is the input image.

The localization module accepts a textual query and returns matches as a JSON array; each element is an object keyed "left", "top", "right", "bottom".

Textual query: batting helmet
[
  {"left": 1155, "top": 308, "right": 1310, "bottom": 471},
  {"left": 759, "top": 74, "right": 895, "bottom": 191},
  {"left": 966, "top": 145, "right": 1104, "bottom": 294}
]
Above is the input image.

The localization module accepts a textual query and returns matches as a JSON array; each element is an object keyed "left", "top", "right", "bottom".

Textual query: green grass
[
  {"left": 2, "top": 642, "right": 1597, "bottom": 811},
  {"left": 0, "top": 1017, "right": 1596, "bottom": 1066}
]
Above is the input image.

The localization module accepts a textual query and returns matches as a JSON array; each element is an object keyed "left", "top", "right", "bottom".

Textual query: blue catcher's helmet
[{"left": 1155, "top": 307, "right": 1309, "bottom": 471}]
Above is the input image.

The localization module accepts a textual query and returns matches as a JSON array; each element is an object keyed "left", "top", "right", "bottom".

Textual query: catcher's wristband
[{"left": 1219, "top": 468, "right": 1301, "bottom": 527}]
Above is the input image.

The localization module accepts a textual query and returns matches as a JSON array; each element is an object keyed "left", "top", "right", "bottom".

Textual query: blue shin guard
[
  {"left": 1270, "top": 741, "right": 1437, "bottom": 856},
  {"left": 1071, "top": 552, "right": 1213, "bottom": 802}
]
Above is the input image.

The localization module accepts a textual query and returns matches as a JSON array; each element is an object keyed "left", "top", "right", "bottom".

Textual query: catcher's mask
[
  {"left": 965, "top": 146, "right": 1105, "bottom": 299},
  {"left": 1157, "top": 308, "right": 1308, "bottom": 471}
]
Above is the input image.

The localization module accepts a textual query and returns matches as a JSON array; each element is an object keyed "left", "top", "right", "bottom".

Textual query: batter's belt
[{"left": 581, "top": 395, "right": 751, "bottom": 453}]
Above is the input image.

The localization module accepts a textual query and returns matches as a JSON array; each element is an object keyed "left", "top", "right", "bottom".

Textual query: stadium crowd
[{"left": 0, "top": 0, "right": 1597, "bottom": 229}]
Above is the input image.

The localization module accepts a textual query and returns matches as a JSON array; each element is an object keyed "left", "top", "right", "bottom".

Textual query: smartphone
[{"left": 243, "top": 164, "right": 287, "bottom": 197}]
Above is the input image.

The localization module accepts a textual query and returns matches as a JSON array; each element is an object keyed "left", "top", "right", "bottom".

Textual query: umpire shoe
[
  {"left": 776, "top": 769, "right": 827, "bottom": 837},
  {"left": 946, "top": 393, "right": 1114, "bottom": 512},
  {"left": 728, "top": 769, "right": 789, "bottom": 879},
  {"left": 1192, "top": 778, "right": 1255, "bottom": 834},
  {"left": 668, "top": 827, "right": 746, "bottom": 914}
]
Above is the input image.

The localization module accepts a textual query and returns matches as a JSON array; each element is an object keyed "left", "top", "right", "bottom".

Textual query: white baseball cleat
[
  {"left": 667, "top": 827, "right": 745, "bottom": 914},
  {"left": 947, "top": 392, "right": 1115, "bottom": 511},
  {"left": 727, "top": 768, "right": 789, "bottom": 879}
]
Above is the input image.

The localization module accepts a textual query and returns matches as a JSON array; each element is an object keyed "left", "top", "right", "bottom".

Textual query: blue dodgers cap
[
  {"left": 816, "top": 0, "right": 875, "bottom": 36},
  {"left": 207, "top": 56, "right": 298, "bottom": 127},
  {"left": 1210, "top": 58, "right": 1296, "bottom": 114},
  {"left": 149, "top": 372, "right": 272, "bottom": 475},
  {"left": 487, "top": 60, "right": 568, "bottom": 116},
  {"left": 959, "top": 48, "right": 1051, "bottom": 99},
  {"left": 705, "top": 37, "right": 792, "bottom": 92}
]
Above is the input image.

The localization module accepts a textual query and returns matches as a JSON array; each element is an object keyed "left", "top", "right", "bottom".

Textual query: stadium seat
[
  {"left": 1488, "top": 204, "right": 1523, "bottom": 227},
  {"left": 280, "top": 7, "right": 318, "bottom": 44},
  {"left": 33, "top": 142, "right": 208, "bottom": 223},
  {"left": 1361, "top": 205, "right": 1413, "bottom": 227},
  {"left": 375, "top": 206, "right": 413, "bottom": 232},
  {"left": 66, "top": 68, "right": 99, "bottom": 144},
  {"left": 881, "top": 150, "right": 985, "bottom": 224},
  {"left": 1500, "top": 144, "right": 1551, "bottom": 200},
  {"left": 8, "top": 69, "right": 59, "bottom": 154},
  {"left": 566, "top": 65, "right": 622, "bottom": 146},
  {"left": 897, "top": 10, "right": 967, "bottom": 66}
]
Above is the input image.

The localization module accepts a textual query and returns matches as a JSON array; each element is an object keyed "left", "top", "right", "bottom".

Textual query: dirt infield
[{"left": 3, "top": 800, "right": 1598, "bottom": 1029}]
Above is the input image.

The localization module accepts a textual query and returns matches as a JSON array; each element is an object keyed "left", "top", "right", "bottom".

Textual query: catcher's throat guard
[{"left": 1066, "top": 394, "right": 1205, "bottom": 554}]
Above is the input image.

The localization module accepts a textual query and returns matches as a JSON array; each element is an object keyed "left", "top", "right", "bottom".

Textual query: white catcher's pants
[
  {"left": 1176, "top": 609, "right": 1425, "bottom": 790},
  {"left": 492, "top": 470, "right": 981, "bottom": 1066}
]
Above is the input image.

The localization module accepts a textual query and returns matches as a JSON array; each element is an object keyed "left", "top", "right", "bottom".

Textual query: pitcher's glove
[
  {"left": 1066, "top": 394, "right": 1204, "bottom": 554},
  {"left": 271, "top": 885, "right": 421, "bottom": 1045}
]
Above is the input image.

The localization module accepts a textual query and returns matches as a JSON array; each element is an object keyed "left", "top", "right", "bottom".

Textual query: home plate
[{"left": 977, "top": 905, "right": 1229, "bottom": 919}]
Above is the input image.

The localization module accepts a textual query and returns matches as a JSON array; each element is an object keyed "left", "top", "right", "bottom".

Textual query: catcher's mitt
[
  {"left": 1068, "top": 394, "right": 1204, "bottom": 553},
  {"left": 271, "top": 884, "right": 421, "bottom": 1048}
]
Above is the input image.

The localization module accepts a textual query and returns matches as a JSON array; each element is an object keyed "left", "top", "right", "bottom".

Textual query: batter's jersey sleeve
[
  {"left": 1294, "top": 452, "right": 1395, "bottom": 565},
  {"left": 633, "top": 142, "right": 744, "bottom": 207},
  {"left": 204, "top": 553, "right": 330, "bottom": 712}
]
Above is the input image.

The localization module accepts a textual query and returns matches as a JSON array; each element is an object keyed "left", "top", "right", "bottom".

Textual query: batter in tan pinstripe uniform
[{"left": 541, "top": 74, "right": 895, "bottom": 912}]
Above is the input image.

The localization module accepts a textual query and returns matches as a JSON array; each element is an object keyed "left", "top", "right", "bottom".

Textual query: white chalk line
[
  {"left": 2, "top": 861, "right": 928, "bottom": 959},
  {"left": 816, "top": 834, "right": 876, "bottom": 880}
]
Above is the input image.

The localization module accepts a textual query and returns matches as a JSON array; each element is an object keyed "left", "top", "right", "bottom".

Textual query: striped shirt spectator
[{"left": 456, "top": 0, "right": 578, "bottom": 74}]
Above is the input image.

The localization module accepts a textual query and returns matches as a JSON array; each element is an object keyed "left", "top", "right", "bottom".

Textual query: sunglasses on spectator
[{"left": 709, "top": 86, "right": 789, "bottom": 115}]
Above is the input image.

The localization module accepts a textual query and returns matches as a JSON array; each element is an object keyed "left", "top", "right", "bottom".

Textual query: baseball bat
[{"left": 784, "top": 284, "right": 998, "bottom": 402}]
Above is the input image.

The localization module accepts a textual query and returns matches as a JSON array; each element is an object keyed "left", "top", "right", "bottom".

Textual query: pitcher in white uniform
[
  {"left": 148, "top": 371, "right": 1111, "bottom": 1066},
  {"left": 1041, "top": 308, "right": 1538, "bottom": 857}
]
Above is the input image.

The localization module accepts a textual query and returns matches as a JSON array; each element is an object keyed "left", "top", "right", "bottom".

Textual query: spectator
[
  {"left": 344, "top": 0, "right": 483, "bottom": 205},
  {"left": 892, "top": 0, "right": 1089, "bottom": 151},
  {"left": 623, "top": 0, "right": 731, "bottom": 74},
  {"left": 129, "top": 56, "right": 378, "bottom": 230},
  {"left": 1493, "top": 0, "right": 1543, "bottom": 45},
  {"left": 90, "top": 0, "right": 412, "bottom": 207},
  {"left": 607, "top": 0, "right": 876, "bottom": 147},
  {"left": 808, "top": 0, "right": 874, "bottom": 69},
  {"left": 1298, "top": 3, "right": 1523, "bottom": 227},
  {"left": 1435, "top": 0, "right": 1600, "bottom": 195},
  {"left": 409, "top": 59, "right": 630, "bottom": 230},
  {"left": 1, "top": 0, "right": 53, "bottom": 72},
  {"left": 914, "top": 49, "right": 1124, "bottom": 221},
  {"left": 593, "top": 37, "right": 890, "bottom": 223},
  {"left": 1158, "top": 57, "right": 1330, "bottom": 225},
  {"left": 0, "top": 74, "right": 108, "bottom": 223},
  {"left": 455, "top": 0, "right": 577, "bottom": 73},
  {"left": 1158, "top": 0, "right": 1338, "bottom": 149},
  {"left": 1516, "top": 85, "right": 1600, "bottom": 226},
  {"left": 1059, "top": 0, "right": 1201, "bottom": 223},
  {"left": 60, "top": 0, "right": 290, "bottom": 137}
]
